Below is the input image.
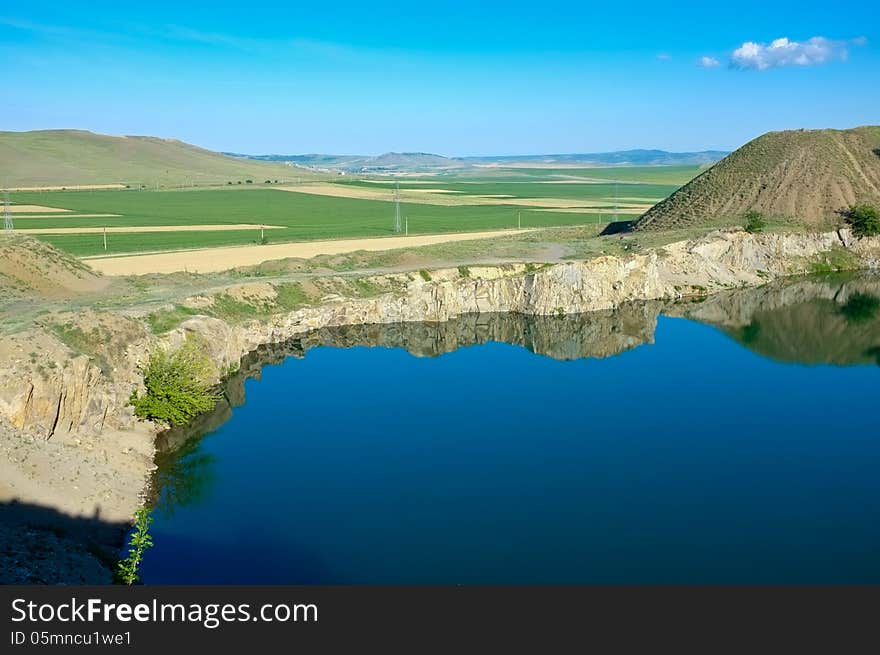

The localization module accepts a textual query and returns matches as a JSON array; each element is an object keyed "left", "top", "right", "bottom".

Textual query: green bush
[
  {"left": 130, "top": 335, "right": 219, "bottom": 426},
  {"left": 457, "top": 265, "right": 471, "bottom": 278},
  {"left": 844, "top": 204, "right": 880, "bottom": 237},
  {"left": 743, "top": 210, "right": 767, "bottom": 234},
  {"left": 419, "top": 269, "right": 432, "bottom": 282}
]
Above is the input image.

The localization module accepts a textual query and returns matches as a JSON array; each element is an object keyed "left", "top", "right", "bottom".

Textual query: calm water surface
[{"left": 141, "top": 274, "right": 880, "bottom": 583}]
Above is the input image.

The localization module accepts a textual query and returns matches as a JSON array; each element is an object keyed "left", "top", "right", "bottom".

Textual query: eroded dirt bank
[{"left": 2, "top": 228, "right": 879, "bottom": 582}]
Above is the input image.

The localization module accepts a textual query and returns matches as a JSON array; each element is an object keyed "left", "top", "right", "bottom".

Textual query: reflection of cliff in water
[
  {"left": 667, "top": 273, "right": 880, "bottom": 366},
  {"left": 150, "top": 273, "right": 880, "bottom": 515},
  {"left": 156, "top": 272, "right": 880, "bottom": 457},
  {"left": 301, "top": 303, "right": 661, "bottom": 362},
  {"left": 150, "top": 305, "right": 662, "bottom": 513},
  {"left": 155, "top": 305, "right": 660, "bottom": 456}
]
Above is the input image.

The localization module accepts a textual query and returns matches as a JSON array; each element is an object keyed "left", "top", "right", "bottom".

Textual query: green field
[
  {"left": 408, "top": 165, "right": 704, "bottom": 185},
  {"left": 341, "top": 179, "right": 678, "bottom": 202},
  {"left": 11, "top": 166, "right": 698, "bottom": 258}
]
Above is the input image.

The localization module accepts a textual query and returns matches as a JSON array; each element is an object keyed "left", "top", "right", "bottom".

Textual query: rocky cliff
[{"left": 2, "top": 228, "right": 880, "bottom": 444}]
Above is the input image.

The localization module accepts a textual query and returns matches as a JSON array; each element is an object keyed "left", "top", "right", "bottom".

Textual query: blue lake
[{"left": 142, "top": 275, "right": 880, "bottom": 584}]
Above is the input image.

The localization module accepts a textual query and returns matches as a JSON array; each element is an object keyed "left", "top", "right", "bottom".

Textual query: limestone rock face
[
  {"left": 0, "top": 336, "right": 113, "bottom": 440},
  {"left": 1, "top": 229, "right": 879, "bottom": 439}
]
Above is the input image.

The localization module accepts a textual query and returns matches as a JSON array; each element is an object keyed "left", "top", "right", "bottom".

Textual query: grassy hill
[
  {"left": 0, "top": 129, "right": 318, "bottom": 188},
  {"left": 635, "top": 126, "right": 880, "bottom": 231}
]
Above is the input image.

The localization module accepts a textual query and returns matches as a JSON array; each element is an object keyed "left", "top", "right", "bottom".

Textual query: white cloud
[
  {"left": 730, "top": 36, "right": 849, "bottom": 70},
  {"left": 656, "top": 53, "right": 671, "bottom": 61},
  {"left": 697, "top": 56, "right": 720, "bottom": 68}
]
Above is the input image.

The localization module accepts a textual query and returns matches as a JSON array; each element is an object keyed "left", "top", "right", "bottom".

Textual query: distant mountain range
[{"left": 222, "top": 149, "right": 729, "bottom": 173}]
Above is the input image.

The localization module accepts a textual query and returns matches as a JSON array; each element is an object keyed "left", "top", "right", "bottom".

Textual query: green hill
[
  {"left": 635, "top": 126, "right": 880, "bottom": 231},
  {"left": 0, "top": 129, "right": 318, "bottom": 188}
]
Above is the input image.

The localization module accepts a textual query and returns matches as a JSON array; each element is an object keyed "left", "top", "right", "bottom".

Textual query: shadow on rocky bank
[{"left": 0, "top": 499, "right": 128, "bottom": 584}]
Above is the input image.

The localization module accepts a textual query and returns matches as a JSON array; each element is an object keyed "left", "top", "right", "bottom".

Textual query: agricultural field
[{"left": 7, "top": 165, "right": 701, "bottom": 266}]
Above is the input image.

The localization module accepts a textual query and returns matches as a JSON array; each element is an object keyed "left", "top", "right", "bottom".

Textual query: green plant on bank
[
  {"left": 743, "top": 210, "right": 767, "bottom": 234},
  {"left": 274, "top": 282, "right": 311, "bottom": 310},
  {"left": 457, "top": 265, "right": 471, "bottom": 278},
  {"left": 129, "top": 334, "right": 219, "bottom": 426},
  {"left": 116, "top": 508, "right": 154, "bottom": 585},
  {"left": 350, "top": 278, "right": 383, "bottom": 298},
  {"left": 419, "top": 269, "right": 432, "bottom": 282},
  {"left": 221, "top": 361, "right": 240, "bottom": 379},
  {"left": 844, "top": 204, "right": 880, "bottom": 237},
  {"left": 147, "top": 305, "right": 199, "bottom": 333},
  {"left": 208, "top": 294, "right": 261, "bottom": 322},
  {"left": 808, "top": 246, "right": 860, "bottom": 274},
  {"left": 49, "top": 321, "right": 112, "bottom": 374}
]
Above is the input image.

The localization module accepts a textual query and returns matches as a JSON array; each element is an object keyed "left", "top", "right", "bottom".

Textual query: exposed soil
[
  {"left": 637, "top": 126, "right": 880, "bottom": 231},
  {"left": 82, "top": 229, "right": 533, "bottom": 275}
]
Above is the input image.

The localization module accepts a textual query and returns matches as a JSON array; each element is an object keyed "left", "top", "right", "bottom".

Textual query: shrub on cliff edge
[
  {"left": 743, "top": 210, "right": 767, "bottom": 234},
  {"left": 130, "top": 334, "right": 219, "bottom": 426},
  {"left": 844, "top": 204, "right": 880, "bottom": 237}
]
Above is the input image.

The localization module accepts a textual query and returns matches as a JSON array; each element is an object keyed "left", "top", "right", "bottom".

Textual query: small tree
[
  {"left": 743, "top": 210, "right": 767, "bottom": 233},
  {"left": 130, "top": 334, "right": 219, "bottom": 426},
  {"left": 116, "top": 508, "right": 154, "bottom": 585},
  {"left": 844, "top": 204, "right": 880, "bottom": 237}
]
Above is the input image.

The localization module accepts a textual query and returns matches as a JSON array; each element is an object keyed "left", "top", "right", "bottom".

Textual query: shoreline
[{"left": 2, "top": 227, "right": 880, "bottom": 583}]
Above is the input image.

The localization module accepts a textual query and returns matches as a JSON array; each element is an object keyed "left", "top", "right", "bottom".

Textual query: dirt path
[
  {"left": 20, "top": 224, "right": 285, "bottom": 235},
  {"left": 6, "top": 205, "right": 71, "bottom": 213},
  {"left": 8, "top": 184, "right": 126, "bottom": 192},
  {"left": 13, "top": 214, "right": 122, "bottom": 219},
  {"left": 84, "top": 229, "right": 533, "bottom": 275},
  {"left": 274, "top": 183, "right": 630, "bottom": 209}
]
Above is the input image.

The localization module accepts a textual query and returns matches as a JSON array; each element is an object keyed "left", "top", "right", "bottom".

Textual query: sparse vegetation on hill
[
  {"left": 743, "top": 210, "right": 767, "bottom": 234},
  {"left": 0, "top": 129, "right": 317, "bottom": 188},
  {"left": 635, "top": 126, "right": 880, "bottom": 232}
]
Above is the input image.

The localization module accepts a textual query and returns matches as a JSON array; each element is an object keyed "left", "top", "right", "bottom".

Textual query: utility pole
[
  {"left": 393, "top": 183, "right": 402, "bottom": 233},
  {"left": 613, "top": 183, "right": 619, "bottom": 222},
  {"left": 3, "top": 187, "right": 13, "bottom": 233},
  {"left": 405, "top": 216, "right": 408, "bottom": 236},
  {"left": 518, "top": 211, "right": 521, "bottom": 229},
  {"left": 103, "top": 226, "right": 107, "bottom": 251}
]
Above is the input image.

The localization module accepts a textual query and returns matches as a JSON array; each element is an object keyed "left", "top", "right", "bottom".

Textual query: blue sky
[{"left": 1, "top": 1, "right": 877, "bottom": 155}]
